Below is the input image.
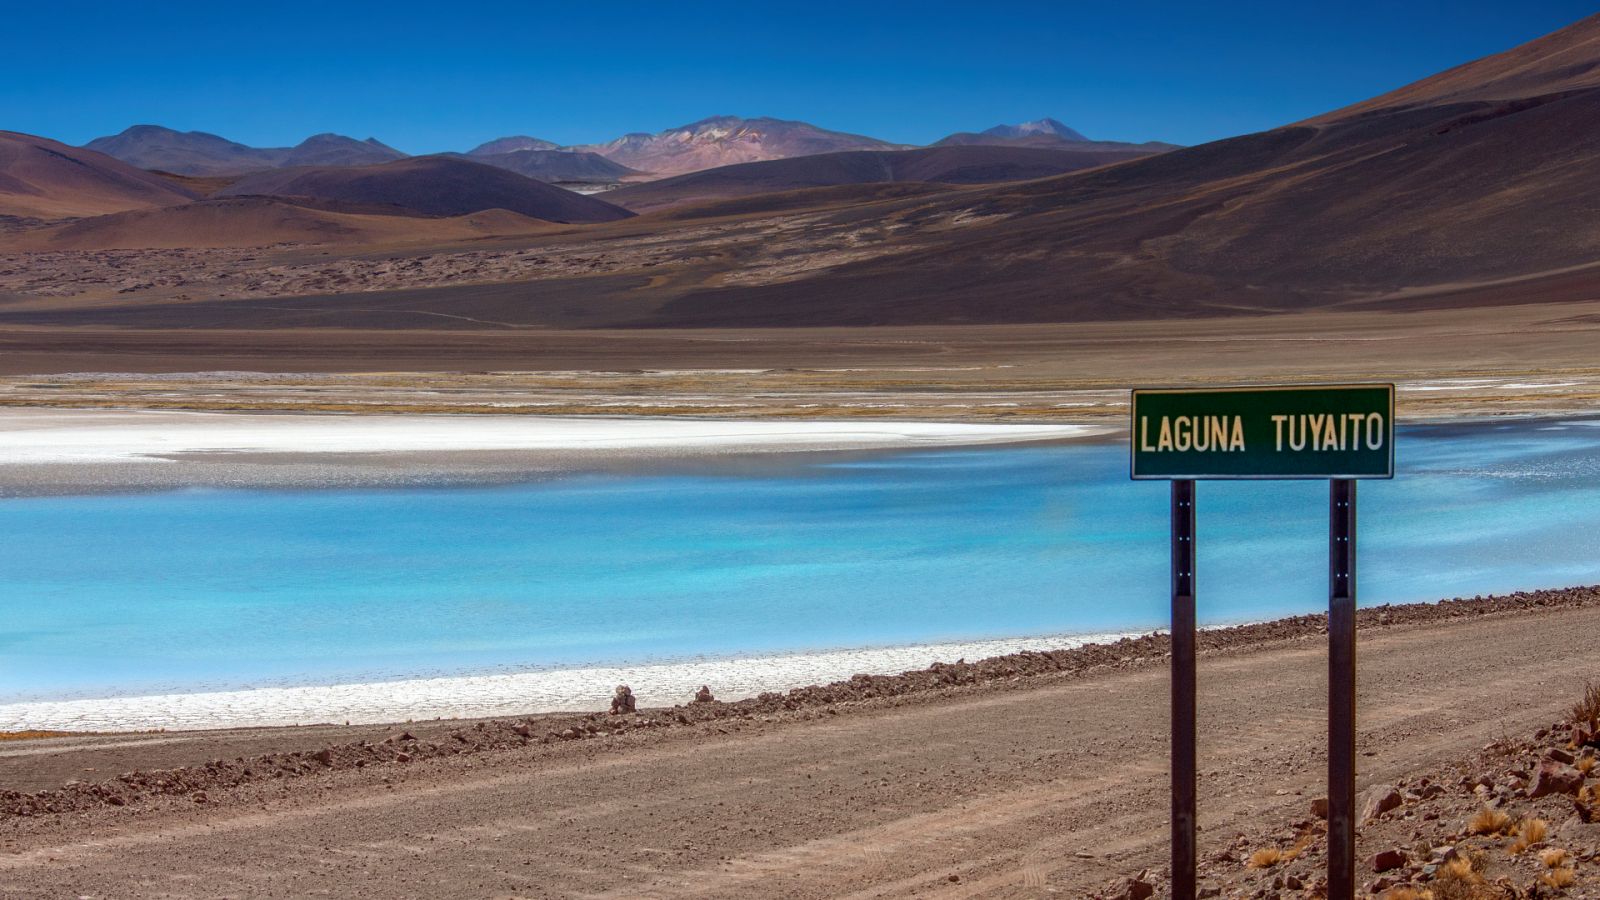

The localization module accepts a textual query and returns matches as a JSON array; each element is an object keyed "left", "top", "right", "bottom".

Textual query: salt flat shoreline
[
  {"left": 0, "top": 630, "right": 1147, "bottom": 733},
  {"left": 0, "top": 407, "right": 1112, "bottom": 495},
  {"left": 0, "top": 406, "right": 1592, "bottom": 496}
]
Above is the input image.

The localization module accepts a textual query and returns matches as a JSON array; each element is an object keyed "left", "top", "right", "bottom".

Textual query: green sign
[{"left": 1130, "top": 384, "right": 1394, "bottom": 480}]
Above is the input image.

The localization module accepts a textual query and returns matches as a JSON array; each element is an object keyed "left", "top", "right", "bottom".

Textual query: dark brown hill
[
  {"left": 0, "top": 131, "right": 196, "bottom": 219},
  {"left": 625, "top": 14, "right": 1600, "bottom": 326},
  {"left": 604, "top": 144, "right": 1162, "bottom": 214},
  {"left": 215, "top": 157, "right": 633, "bottom": 223},
  {"left": 440, "top": 150, "right": 639, "bottom": 183}
]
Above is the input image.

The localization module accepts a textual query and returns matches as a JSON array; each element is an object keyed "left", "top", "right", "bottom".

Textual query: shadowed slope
[
  {"left": 216, "top": 157, "right": 633, "bottom": 223},
  {"left": 443, "top": 149, "right": 639, "bottom": 183},
  {"left": 16, "top": 198, "right": 551, "bottom": 249},
  {"left": 604, "top": 144, "right": 1162, "bottom": 214}
]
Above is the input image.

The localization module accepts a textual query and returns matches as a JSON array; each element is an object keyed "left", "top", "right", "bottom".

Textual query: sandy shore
[
  {"left": 0, "top": 408, "right": 1109, "bottom": 494},
  {"left": 2, "top": 587, "right": 1596, "bottom": 898}
]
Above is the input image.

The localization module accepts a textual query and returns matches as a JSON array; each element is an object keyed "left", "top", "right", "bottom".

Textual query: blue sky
[{"left": 7, "top": 2, "right": 1594, "bottom": 153}]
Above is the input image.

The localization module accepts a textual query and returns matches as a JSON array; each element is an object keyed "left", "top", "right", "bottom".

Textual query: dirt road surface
[{"left": 4, "top": 602, "right": 1596, "bottom": 898}]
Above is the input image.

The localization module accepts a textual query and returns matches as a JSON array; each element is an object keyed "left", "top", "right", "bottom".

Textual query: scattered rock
[
  {"left": 1311, "top": 796, "right": 1329, "bottom": 819},
  {"left": 1118, "top": 870, "right": 1154, "bottom": 900},
  {"left": 1360, "top": 785, "right": 1403, "bottom": 821},
  {"left": 1371, "top": 848, "right": 1407, "bottom": 872},
  {"left": 1530, "top": 759, "right": 1584, "bottom": 798},
  {"left": 1546, "top": 747, "right": 1576, "bottom": 765}
]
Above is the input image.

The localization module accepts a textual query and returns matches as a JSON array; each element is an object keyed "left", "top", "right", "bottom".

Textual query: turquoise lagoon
[{"left": 2, "top": 419, "right": 1599, "bottom": 704}]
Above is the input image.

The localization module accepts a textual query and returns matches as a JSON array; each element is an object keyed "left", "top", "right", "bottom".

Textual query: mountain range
[
  {"left": 7, "top": 13, "right": 1600, "bottom": 331},
  {"left": 78, "top": 116, "right": 1145, "bottom": 180}
]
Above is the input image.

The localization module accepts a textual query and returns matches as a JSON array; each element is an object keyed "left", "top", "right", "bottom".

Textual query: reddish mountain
[
  {"left": 214, "top": 156, "right": 633, "bottom": 223},
  {"left": 573, "top": 116, "right": 907, "bottom": 175},
  {"left": 0, "top": 131, "right": 196, "bottom": 219}
]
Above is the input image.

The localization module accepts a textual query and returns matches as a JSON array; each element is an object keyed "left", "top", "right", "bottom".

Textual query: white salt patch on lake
[
  {"left": 0, "top": 409, "right": 1107, "bottom": 466},
  {"left": 0, "top": 631, "right": 1141, "bottom": 732}
]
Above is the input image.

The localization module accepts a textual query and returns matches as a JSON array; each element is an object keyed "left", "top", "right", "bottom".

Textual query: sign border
[{"left": 1128, "top": 383, "right": 1396, "bottom": 481}]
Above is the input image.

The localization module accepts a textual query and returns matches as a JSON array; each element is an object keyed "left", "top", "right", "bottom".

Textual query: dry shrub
[
  {"left": 1539, "top": 867, "right": 1577, "bottom": 890},
  {"left": 1540, "top": 848, "right": 1569, "bottom": 868},
  {"left": 1578, "top": 756, "right": 1596, "bottom": 775},
  {"left": 1431, "top": 856, "right": 1486, "bottom": 899},
  {"left": 1581, "top": 784, "right": 1595, "bottom": 804},
  {"left": 1508, "top": 817, "right": 1546, "bottom": 855},
  {"left": 1430, "top": 851, "right": 1520, "bottom": 900},
  {"left": 1469, "top": 808, "right": 1512, "bottom": 835},
  {"left": 0, "top": 730, "right": 72, "bottom": 741},
  {"left": 1246, "top": 847, "right": 1281, "bottom": 869},
  {"left": 1380, "top": 888, "right": 1432, "bottom": 900},
  {"left": 1572, "top": 681, "right": 1600, "bottom": 727},
  {"left": 1522, "top": 818, "right": 1548, "bottom": 844},
  {"left": 1279, "top": 833, "right": 1313, "bottom": 863}
]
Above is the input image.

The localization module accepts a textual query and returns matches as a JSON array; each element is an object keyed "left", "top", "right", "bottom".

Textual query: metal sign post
[
  {"left": 1130, "top": 384, "right": 1393, "bottom": 900},
  {"left": 1171, "top": 479, "right": 1197, "bottom": 899},
  {"left": 1328, "top": 479, "right": 1358, "bottom": 896}
]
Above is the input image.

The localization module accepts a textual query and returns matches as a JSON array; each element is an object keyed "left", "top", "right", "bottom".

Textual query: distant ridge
[
  {"left": 85, "top": 126, "right": 406, "bottom": 175},
  {"left": 84, "top": 119, "right": 1175, "bottom": 180},
  {"left": 468, "top": 136, "right": 560, "bottom": 155},
  {"left": 279, "top": 134, "right": 405, "bottom": 168},
  {"left": 931, "top": 118, "right": 1177, "bottom": 151},
  {"left": 982, "top": 118, "right": 1089, "bottom": 141}
]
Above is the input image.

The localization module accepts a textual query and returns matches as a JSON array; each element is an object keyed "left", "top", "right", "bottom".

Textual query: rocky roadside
[
  {"left": 1101, "top": 689, "right": 1600, "bottom": 899},
  {"left": 4, "top": 585, "right": 1598, "bottom": 830}
]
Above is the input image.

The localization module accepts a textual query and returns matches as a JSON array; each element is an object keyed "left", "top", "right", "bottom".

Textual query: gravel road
[{"left": 4, "top": 596, "right": 1598, "bottom": 898}]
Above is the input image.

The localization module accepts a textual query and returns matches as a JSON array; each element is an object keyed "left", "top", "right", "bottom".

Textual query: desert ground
[
  {"left": 0, "top": 301, "right": 1598, "bottom": 423},
  {"left": 3, "top": 590, "right": 1599, "bottom": 898}
]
